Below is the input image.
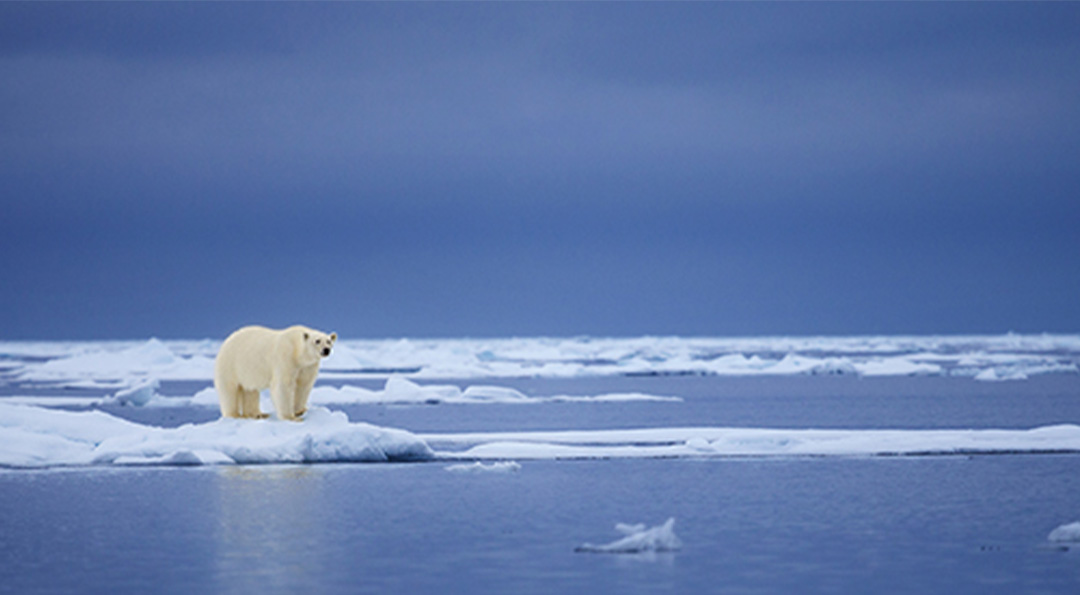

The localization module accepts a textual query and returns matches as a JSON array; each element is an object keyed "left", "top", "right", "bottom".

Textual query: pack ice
[{"left": 6, "top": 334, "right": 1079, "bottom": 385}]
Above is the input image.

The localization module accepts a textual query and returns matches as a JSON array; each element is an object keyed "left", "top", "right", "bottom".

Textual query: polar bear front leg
[
  {"left": 294, "top": 366, "right": 318, "bottom": 418},
  {"left": 270, "top": 375, "right": 300, "bottom": 421}
]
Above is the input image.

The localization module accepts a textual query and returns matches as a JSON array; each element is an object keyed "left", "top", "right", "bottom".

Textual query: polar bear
[{"left": 214, "top": 325, "right": 337, "bottom": 421}]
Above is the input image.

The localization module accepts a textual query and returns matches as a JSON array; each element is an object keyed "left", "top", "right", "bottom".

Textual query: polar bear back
[{"left": 215, "top": 325, "right": 308, "bottom": 390}]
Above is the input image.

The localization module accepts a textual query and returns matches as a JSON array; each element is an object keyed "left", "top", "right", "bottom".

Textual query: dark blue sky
[{"left": 2, "top": 2, "right": 1078, "bottom": 340}]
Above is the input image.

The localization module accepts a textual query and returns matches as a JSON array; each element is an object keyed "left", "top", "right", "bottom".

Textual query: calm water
[
  {"left": 2, "top": 375, "right": 1080, "bottom": 594},
  {"left": 2, "top": 457, "right": 1079, "bottom": 594}
]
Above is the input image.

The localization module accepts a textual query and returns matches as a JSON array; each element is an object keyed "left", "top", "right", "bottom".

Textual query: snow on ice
[{"left": 15, "top": 338, "right": 214, "bottom": 383}]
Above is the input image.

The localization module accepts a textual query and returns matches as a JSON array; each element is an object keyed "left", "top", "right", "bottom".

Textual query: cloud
[
  {"left": 2, "top": 2, "right": 1078, "bottom": 338},
  {"left": 4, "top": 2, "right": 1078, "bottom": 216}
]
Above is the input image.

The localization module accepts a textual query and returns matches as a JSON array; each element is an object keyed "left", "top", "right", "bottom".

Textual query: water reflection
[{"left": 212, "top": 466, "right": 328, "bottom": 594}]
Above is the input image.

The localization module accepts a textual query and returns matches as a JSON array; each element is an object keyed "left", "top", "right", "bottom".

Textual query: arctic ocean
[{"left": 2, "top": 335, "right": 1080, "bottom": 593}]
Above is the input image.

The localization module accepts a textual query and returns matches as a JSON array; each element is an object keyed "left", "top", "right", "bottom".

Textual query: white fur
[{"left": 214, "top": 325, "right": 337, "bottom": 421}]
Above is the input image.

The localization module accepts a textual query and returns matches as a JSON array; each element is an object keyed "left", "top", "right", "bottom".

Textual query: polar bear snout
[{"left": 321, "top": 347, "right": 331, "bottom": 357}]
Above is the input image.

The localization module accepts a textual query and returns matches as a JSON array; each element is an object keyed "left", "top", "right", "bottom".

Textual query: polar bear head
[{"left": 289, "top": 326, "right": 337, "bottom": 365}]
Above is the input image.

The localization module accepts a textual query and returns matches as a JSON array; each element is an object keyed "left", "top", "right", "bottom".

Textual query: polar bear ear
[
  {"left": 330, "top": 332, "right": 337, "bottom": 343},
  {"left": 303, "top": 332, "right": 310, "bottom": 340}
]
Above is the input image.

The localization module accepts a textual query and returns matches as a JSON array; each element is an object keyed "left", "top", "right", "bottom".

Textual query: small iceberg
[
  {"left": 444, "top": 461, "right": 521, "bottom": 473},
  {"left": 1048, "top": 521, "right": 1080, "bottom": 545},
  {"left": 102, "top": 378, "right": 162, "bottom": 407},
  {"left": 575, "top": 518, "right": 682, "bottom": 554}
]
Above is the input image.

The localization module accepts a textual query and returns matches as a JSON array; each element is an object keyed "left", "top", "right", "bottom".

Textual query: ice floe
[
  {"left": 1048, "top": 521, "right": 1080, "bottom": 544},
  {"left": 424, "top": 425, "right": 1080, "bottom": 460},
  {"left": 13, "top": 338, "right": 214, "bottom": 384},
  {"left": 101, "top": 378, "right": 173, "bottom": 407},
  {"left": 444, "top": 461, "right": 521, "bottom": 474},
  {"left": 305, "top": 378, "right": 680, "bottom": 406},
  {"left": 576, "top": 518, "right": 682, "bottom": 554},
  {"left": 0, "top": 403, "right": 432, "bottom": 469}
]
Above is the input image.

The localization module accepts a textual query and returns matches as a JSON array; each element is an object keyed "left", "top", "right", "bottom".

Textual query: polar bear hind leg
[
  {"left": 239, "top": 388, "right": 267, "bottom": 419},
  {"left": 216, "top": 380, "right": 241, "bottom": 418}
]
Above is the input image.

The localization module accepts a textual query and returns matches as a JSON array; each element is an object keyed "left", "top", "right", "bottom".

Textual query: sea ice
[
  {"left": 444, "top": 461, "right": 522, "bottom": 473},
  {"left": 1048, "top": 521, "right": 1080, "bottom": 543},
  {"left": 103, "top": 378, "right": 160, "bottom": 407},
  {"left": 4, "top": 334, "right": 1078, "bottom": 383},
  {"left": 18, "top": 377, "right": 678, "bottom": 411},
  {"left": 425, "top": 425, "right": 1080, "bottom": 460},
  {"left": 0, "top": 403, "right": 433, "bottom": 468},
  {"left": 5, "top": 397, "right": 1080, "bottom": 468},
  {"left": 306, "top": 378, "right": 679, "bottom": 406},
  {"left": 575, "top": 518, "right": 682, "bottom": 554},
  {"left": 17, "top": 338, "right": 213, "bottom": 382}
]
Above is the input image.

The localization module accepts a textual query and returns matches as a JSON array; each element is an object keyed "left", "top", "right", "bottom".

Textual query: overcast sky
[{"left": 2, "top": 2, "right": 1078, "bottom": 340}]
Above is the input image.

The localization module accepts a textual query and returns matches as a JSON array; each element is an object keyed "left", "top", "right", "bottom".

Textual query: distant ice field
[
  {"left": 1, "top": 335, "right": 1079, "bottom": 469},
  {"left": 4, "top": 334, "right": 1079, "bottom": 384}
]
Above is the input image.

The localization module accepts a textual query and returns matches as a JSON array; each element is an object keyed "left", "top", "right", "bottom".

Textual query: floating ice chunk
[
  {"left": 704, "top": 353, "right": 761, "bottom": 374},
  {"left": 307, "top": 378, "right": 461, "bottom": 405},
  {"left": 0, "top": 403, "right": 433, "bottom": 468},
  {"left": 460, "top": 385, "right": 530, "bottom": 403},
  {"left": 104, "top": 378, "right": 160, "bottom": 406},
  {"left": 855, "top": 357, "right": 942, "bottom": 377},
  {"left": 576, "top": 518, "right": 681, "bottom": 554},
  {"left": 444, "top": 461, "right": 521, "bottom": 473},
  {"left": 975, "top": 368, "right": 1029, "bottom": 382},
  {"left": 310, "top": 384, "right": 380, "bottom": 405},
  {"left": 385, "top": 376, "right": 462, "bottom": 403},
  {"left": 91, "top": 406, "right": 434, "bottom": 466},
  {"left": 190, "top": 387, "right": 220, "bottom": 407},
  {"left": 427, "top": 424, "right": 1080, "bottom": 460},
  {"left": 97, "top": 378, "right": 197, "bottom": 408},
  {"left": 975, "top": 363, "right": 1077, "bottom": 382},
  {"left": 685, "top": 437, "right": 713, "bottom": 452},
  {"left": 770, "top": 354, "right": 821, "bottom": 375},
  {"left": 809, "top": 358, "right": 859, "bottom": 376},
  {"left": 305, "top": 380, "right": 679, "bottom": 406},
  {"left": 1049, "top": 522, "right": 1080, "bottom": 544}
]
